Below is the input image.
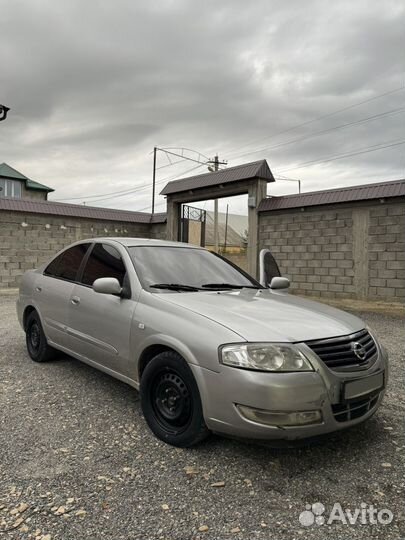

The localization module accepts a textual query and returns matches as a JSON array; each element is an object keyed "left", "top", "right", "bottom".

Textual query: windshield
[{"left": 128, "top": 246, "right": 261, "bottom": 291}]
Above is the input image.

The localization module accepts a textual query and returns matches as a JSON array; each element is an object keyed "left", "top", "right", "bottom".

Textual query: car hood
[{"left": 157, "top": 289, "right": 365, "bottom": 342}]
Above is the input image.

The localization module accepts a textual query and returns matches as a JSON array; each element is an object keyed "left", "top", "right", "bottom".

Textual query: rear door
[
  {"left": 67, "top": 242, "right": 136, "bottom": 376},
  {"left": 34, "top": 243, "right": 91, "bottom": 349}
]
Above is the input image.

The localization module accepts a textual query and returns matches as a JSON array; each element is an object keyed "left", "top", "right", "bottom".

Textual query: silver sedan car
[{"left": 17, "top": 238, "right": 388, "bottom": 447}]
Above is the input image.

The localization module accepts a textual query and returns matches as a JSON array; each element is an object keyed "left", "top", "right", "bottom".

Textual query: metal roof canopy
[
  {"left": 258, "top": 178, "right": 405, "bottom": 212},
  {"left": 0, "top": 197, "right": 166, "bottom": 224},
  {"left": 161, "top": 159, "right": 274, "bottom": 202}
]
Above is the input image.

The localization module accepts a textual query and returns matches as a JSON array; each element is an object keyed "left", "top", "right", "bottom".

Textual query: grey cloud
[{"left": 0, "top": 0, "right": 404, "bottom": 214}]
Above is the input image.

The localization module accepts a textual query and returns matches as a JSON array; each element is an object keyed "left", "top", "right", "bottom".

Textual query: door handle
[
  {"left": 71, "top": 296, "right": 81, "bottom": 305},
  {"left": 35, "top": 286, "right": 42, "bottom": 292}
]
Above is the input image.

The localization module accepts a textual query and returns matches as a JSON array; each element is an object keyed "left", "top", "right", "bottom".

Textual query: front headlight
[{"left": 220, "top": 343, "right": 314, "bottom": 372}]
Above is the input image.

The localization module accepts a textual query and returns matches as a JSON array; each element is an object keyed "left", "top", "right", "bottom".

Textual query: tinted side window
[
  {"left": 44, "top": 244, "right": 90, "bottom": 281},
  {"left": 81, "top": 244, "right": 126, "bottom": 286}
]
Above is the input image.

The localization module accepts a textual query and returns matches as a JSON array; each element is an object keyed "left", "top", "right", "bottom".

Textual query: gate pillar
[{"left": 166, "top": 198, "right": 181, "bottom": 241}]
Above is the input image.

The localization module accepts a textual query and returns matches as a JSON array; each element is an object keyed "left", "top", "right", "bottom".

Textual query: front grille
[
  {"left": 305, "top": 329, "right": 377, "bottom": 372},
  {"left": 332, "top": 392, "right": 380, "bottom": 422}
]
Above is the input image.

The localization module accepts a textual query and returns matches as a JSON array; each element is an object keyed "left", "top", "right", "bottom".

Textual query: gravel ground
[{"left": 0, "top": 293, "right": 404, "bottom": 540}]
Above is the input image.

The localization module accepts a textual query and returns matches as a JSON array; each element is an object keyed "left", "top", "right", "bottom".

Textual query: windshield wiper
[
  {"left": 150, "top": 283, "right": 201, "bottom": 292},
  {"left": 201, "top": 283, "right": 260, "bottom": 290}
]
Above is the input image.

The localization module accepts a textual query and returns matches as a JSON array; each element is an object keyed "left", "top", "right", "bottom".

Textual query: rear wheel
[
  {"left": 140, "top": 351, "right": 209, "bottom": 447},
  {"left": 26, "top": 311, "right": 56, "bottom": 362}
]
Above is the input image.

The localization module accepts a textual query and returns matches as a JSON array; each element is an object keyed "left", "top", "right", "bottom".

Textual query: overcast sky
[{"left": 1, "top": 0, "right": 404, "bottom": 215}]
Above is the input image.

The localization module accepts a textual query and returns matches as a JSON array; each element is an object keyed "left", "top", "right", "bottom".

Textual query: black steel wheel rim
[
  {"left": 151, "top": 370, "right": 192, "bottom": 434},
  {"left": 29, "top": 322, "right": 41, "bottom": 352}
]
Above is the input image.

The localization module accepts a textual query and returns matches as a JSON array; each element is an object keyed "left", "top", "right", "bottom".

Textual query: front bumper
[{"left": 191, "top": 343, "right": 388, "bottom": 441}]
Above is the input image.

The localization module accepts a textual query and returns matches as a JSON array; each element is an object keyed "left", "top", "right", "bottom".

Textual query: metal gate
[{"left": 179, "top": 205, "right": 206, "bottom": 246}]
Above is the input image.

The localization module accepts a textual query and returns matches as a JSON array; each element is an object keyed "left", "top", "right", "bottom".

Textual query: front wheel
[
  {"left": 26, "top": 311, "right": 56, "bottom": 362},
  {"left": 140, "top": 351, "right": 209, "bottom": 447}
]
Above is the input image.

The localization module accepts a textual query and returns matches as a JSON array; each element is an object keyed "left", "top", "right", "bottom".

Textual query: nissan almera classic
[{"left": 17, "top": 238, "right": 388, "bottom": 447}]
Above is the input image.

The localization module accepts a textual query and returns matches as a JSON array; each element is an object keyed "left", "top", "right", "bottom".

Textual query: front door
[
  {"left": 67, "top": 243, "right": 135, "bottom": 377},
  {"left": 36, "top": 243, "right": 91, "bottom": 349}
]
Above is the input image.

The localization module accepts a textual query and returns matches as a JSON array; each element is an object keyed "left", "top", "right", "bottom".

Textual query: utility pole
[
  {"left": 208, "top": 155, "right": 227, "bottom": 253},
  {"left": 213, "top": 156, "right": 219, "bottom": 253},
  {"left": 151, "top": 146, "right": 157, "bottom": 215},
  {"left": 224, "top": 203, "right": 229, "bottom": 253}
]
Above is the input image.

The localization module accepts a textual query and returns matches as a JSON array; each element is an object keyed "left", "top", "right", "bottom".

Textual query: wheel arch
[
  {"left": 23, "top": 305, "right": 37, "bottom": 331},
  {"left": 136, "top": 333, "right": 204, "bottom": 382},
  {"left": 138, "top": 344, "right": 179, "bottom": 380}
]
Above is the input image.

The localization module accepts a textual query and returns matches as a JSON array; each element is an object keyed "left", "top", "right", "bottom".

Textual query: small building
[
  {"left": 0, "top": 163, "right": 54, "bottom": 201},
  {"left": 205, "top": 219, "right": 244, "bottom": 252}
]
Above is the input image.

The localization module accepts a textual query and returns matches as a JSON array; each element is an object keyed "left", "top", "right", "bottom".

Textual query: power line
[
  {"left": 276, "top": 139, "right": 405, "bottom": 174},
  {"left": 158, "top": 146, "right": 210, "bottom": 162},
  {"left": 224, "top": 85, "right": 405, "bottom": 158},
  {"left": 151, "top": 146, "right": 210, "bottom": 214},
  {"left": 93, "top": 165, "right": 205, "bottom": 205},
  {"left": 228, "top": 107, "right": 405, "bottom": 161},
  {"left": 54, "top": 162, "right": 207, "bottom": 204},
  {"left": 54, "top": 87, "right": 404, "bottom": 206},
  {"left": 155, "top": 147, "right": 209, "bottom": 167},
  {"left": 54, "top": 185, "right": 144, "bottom": 201},
  {"left": 88, "top": 163, "right": 207, "bottom": 206},
  {"left": 274, "top": 176, "right": 302, "bottom": 193},
  {"left": 135, "top": 200, "right": 167, "bottom": 213},
  {"left": 55, "top": 148, "right": 209, "bottom": 203},
  {"left": 156, "top": 159, "right": 190, "bottom": 171}
]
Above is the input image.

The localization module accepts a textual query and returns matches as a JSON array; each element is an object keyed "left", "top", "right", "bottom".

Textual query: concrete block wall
[
  {"left": 259, "top": 201, "right": 405, "bottom": 302},
  {"left": 149, "top": 222, "right": 167, "bottom": 240},
  {"left": 222, "top": 252, "right": 248, "bottom": 272},
  {"left": 368, "top": 205, "right": 405, "bottom": 300},
  {"left": 0, "top": 210, "right": 158, "bottom": 288}
]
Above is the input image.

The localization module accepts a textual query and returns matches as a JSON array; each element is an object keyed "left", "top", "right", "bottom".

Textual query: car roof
[{"left": 79, "top": 238, "right": 204, "bottom": 249}]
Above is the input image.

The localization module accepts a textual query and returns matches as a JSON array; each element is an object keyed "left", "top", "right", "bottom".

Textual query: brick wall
[
  {"left": 259, "top": 201, "right": 405, "bottom": 302},
  {"left": 0, "top": 210, "right": 165, "bottom": 288}
]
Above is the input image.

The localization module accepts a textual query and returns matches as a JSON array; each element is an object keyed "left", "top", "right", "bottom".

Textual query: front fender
[
  {"left": 129, "top": 293, "right": 244, "bottom": 382},
  {"left": 135, "top": 333, "right": 201, "bottom": 369}
]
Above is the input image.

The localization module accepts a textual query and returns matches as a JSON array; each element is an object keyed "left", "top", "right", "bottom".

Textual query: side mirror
[
  {"left": 269, "top": 277, "right": 290, "bottom": 290},
  {"left": 93, "top": 277, "right": 122, "bottom": 296},
  {"left": 259, "top": 248, "right": 282, "bottom": 287}
]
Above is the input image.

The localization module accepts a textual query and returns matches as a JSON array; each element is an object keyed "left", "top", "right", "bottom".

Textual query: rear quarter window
[{"left": 44, "top": 243, "right": 90, "bottom": 282}]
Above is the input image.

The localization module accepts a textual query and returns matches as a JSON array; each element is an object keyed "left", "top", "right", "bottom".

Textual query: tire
[
  {"left": 25, "top": 311, "right": 56, "bottom": 362},
  {"left": 140, "top": 351, "right": 209, "bottom": 447}
]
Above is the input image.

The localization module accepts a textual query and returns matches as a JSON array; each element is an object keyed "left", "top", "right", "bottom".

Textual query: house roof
[
  {"left": 0, "top": 163, "right": 54, "bottom": 192},
  {"left": 160, "top": 159, "right": 274, "bottom": 196},
  {"left": 0, "top": 197, "right": 167, "bottom": 224},
  {"left": 258, "top": 178, "right": 405, "bottom": 212}
]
